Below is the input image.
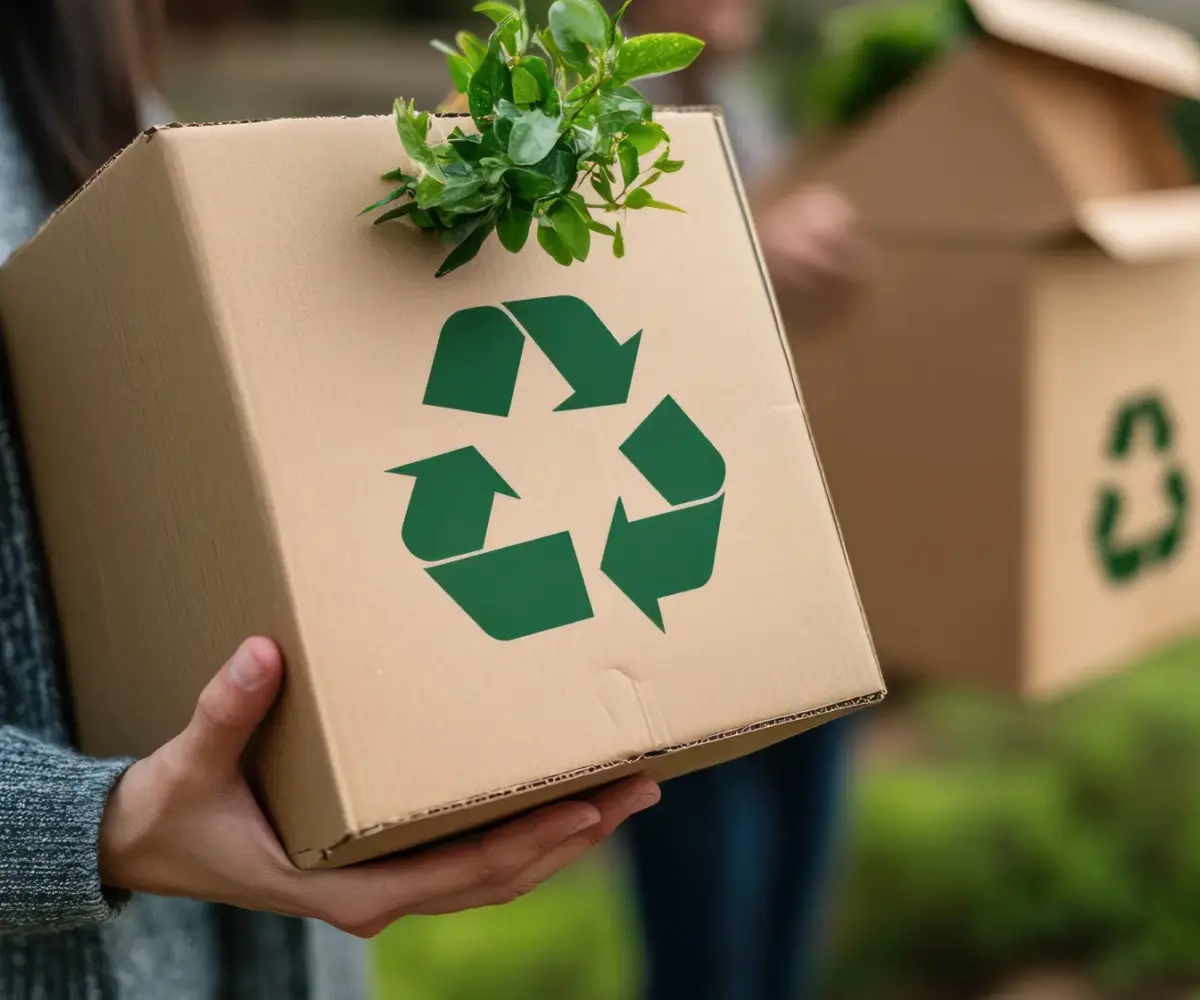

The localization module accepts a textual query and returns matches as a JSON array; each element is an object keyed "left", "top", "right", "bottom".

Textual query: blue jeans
[{"left": 624, "top": 718, "right": 852, "bottom": 1000}]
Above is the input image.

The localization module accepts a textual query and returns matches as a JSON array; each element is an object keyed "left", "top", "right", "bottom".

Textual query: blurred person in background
[
  {"left": 620, "top": 2, "right": 861, "bottom": 1000},
  {"left": 0, "top": 3, "right": 658, "bottom": 1000}
]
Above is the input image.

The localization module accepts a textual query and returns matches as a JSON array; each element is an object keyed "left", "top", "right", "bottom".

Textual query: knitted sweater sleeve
[{"left": 0, "top": 726, "right": 134, "bottom": 933}]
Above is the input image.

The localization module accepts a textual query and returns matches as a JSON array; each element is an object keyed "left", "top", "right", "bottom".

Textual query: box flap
[
  {"left": 806, "top": 46, "right": 1075, "bottom": 240},
  {"left": 967, "top": 0, "right": 1200, "bottom": 97},
  {"left": 1073, "top": 189, "right": 1200, "bottom": 262}
]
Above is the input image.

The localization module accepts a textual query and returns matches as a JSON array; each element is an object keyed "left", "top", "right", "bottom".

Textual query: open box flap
[
  {"left": 1072, "top": 189, "right": 1200, "bottom": 262},
  {"left": 967, "top": 0, "right": 1200, "bottom": 98}
]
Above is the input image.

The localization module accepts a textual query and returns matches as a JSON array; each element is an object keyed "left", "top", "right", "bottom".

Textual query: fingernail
[
  {"left": 228, "top": 643, "right": 268, "bottom": 690},
  {"left": 569, "top": 806, "right": 602, "bottom": 837},
  {"left": 631, "top": 785, "right": 662, "bottom": 815}
]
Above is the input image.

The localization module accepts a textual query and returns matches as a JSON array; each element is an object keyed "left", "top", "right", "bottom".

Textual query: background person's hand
[
  {"left": 759, "top": 184, "right": 862, "bottom": 319},
  {"left": 99, "top": 638, "right": 660, "bottom": 938}
]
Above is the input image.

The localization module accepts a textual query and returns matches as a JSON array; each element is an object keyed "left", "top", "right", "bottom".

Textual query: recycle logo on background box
[
  {"left": 1093, "top": 390, "right": 1189, "bottom": 586},
  {"left": 388, "top": 295, "right": 727, "bottom": 641}
]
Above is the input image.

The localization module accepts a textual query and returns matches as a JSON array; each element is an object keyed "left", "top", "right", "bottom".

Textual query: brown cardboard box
[
  {"left": 790, "top": 0, "right": 1200, "bottom": 698},
  {"left": 0, "top": 110, "right": 883, "bottom": 868}
]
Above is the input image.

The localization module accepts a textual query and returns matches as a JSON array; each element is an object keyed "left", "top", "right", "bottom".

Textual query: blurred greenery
[
  {"left": 831, "top": 639, "right": 1200, "bottom": 998},
  {"left": 375, "top": 640, "right": 1200, "bottom": 1000},
  {"left": 375, "top": 854, "right": 641, "bottom": 1000}
]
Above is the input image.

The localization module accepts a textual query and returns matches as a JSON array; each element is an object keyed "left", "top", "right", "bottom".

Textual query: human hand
[
  {"left": 99, "top": 638, "right": 660, "bottom": 938},
  {"left": 759, "top": 185, "right": 862, "bottom": 318}
]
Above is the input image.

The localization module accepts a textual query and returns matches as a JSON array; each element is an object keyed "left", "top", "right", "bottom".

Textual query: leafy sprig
[{"left": 361, "top": 0, "right": 704, "bottom": 277}]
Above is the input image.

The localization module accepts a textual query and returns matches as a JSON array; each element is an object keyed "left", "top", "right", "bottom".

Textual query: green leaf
[
  {"left": 380, "top": 167, "right": 415, "bottom": 182},
  {"left": 626, "top": 188, "right": 685, "bottom": 213},
  {"left": 505, "top": 167, "right": 561, "bottom": 200},
  {"left": 447, "top": 54, "right": 473, "bottom": 93},
  {"left": 618, "top": 139, "right": 639, "bottom": 188},
  {"left": 359, "top": 187, "right": 408, "bottom": 216},
  {"left": 588, "top": 219, "right": 617, "bottom": 237},
  {"left": 448, "top": 131, "right": 502, "bottom": 163},
  {"left": 591, "top": 169, "right": 615, "bottom": 205},
  {"left": 468, "top": 38, "right": 512, "bottom": 122},
  {"left": 530, "top": 146, "right": 576, "bottom": 192},
  {"left": 626, "top": 187, "right": 653, "bottom": 209},
  {"left": 625, "top": 120, "right": 669, "bottom": 155},
  {"left": 394, "top": 99, "right": 443, "bottom": 181},
  {"left": 519, "top": 56, "right": 557, "bottom": 111},
  {"left": 437, "top": 175, "right": 493, "bottom": 217},
  {"left": 498, "top": 201, "right": 534, "bottom": 252},
  {"left": 498, "top": 16, "right": 523, "bottom": 57},
  {"left": 436, "top": 210, "right": 500, "bottom": 278},
  {"left": 474, "top": 1, "right": 518, "bottom": 24},
  {"left": 373, "top": 202, "right": 419, "bottom": 226},
  {"left": 508, "top": 107, "right": 564, "bottom": 166},
  {"left": 457, "top": 31, "right": 489, "bottom": 67},
  {"left": 549, "top": 0, "right": 608, "bottom": 63},
  {"left": 512, "top": 65, "right": 542, "bottom": 105},
  {"left": 549, "top": 198, "right": 591, "bottom": 261},
  {"left": 613, "top": 0, "right": 633, "bottom": 29},
  {"left": 416, "top": 173, "right": 447, "bottom": 208},
  {"left": 613, "top": 221, "right": 625, "bottom": 258},
  {"left": 653, "top": 150, "right": 685, "bottom": 173},
  {"left": 537, "top": 224, "right": 575, "bottom": 267},
  {"left": 613, "top": 32, "right": 705, "bottom": 85}
]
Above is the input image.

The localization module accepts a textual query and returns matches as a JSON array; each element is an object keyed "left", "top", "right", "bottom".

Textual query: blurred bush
[
  {"left": 828, "top": 639, "right": 1200, "bottom": 999},
  {"left": 375, "top": 856, "right": 640, "bottom": 1000}
]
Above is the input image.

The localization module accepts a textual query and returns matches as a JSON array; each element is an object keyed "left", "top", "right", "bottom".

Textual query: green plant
[{"left": 361, "top": 0, "right": 704, "bottom": 277}]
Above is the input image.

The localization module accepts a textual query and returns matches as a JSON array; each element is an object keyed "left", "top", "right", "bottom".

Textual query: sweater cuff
[{"left": 0, "top": 727, "right": 135, "bottom": 934}]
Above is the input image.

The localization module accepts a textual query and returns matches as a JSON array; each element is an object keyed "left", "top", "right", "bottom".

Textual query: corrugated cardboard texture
[{"left": 0, "top": 112, "right": 882, "bottom": 865}]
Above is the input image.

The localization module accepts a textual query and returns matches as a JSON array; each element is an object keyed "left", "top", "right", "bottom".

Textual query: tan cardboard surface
[
  {"left": 787, "top": 0, "right": 1200, "bottom": 696},
  {"left": 967, "top": 0, "right": 1200, "bottom": 97},
  {"left": 0, "top": 111, "right": 882, "bottom": 864},
  {"left": 1026, "top": 251, "right": 1200, "bottom": 696},
  {"left": 1075, "top": 191, "right": 1200, "bottom": 263},
  {"left": 810, "top": 48, "right": 1074, "bottom": 239},
  {"left": 791, "top": 239, "right": 1028, "bottom": 689}
]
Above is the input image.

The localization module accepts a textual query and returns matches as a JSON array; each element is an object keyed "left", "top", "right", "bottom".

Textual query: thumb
[{"left": 182, "top": 637, "right": 283, "bottom": 770}]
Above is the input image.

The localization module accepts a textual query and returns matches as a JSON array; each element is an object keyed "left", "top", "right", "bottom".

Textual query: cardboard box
[
  {"left": 789, "top": 0, "right": 1200, "bottom": 698},
  {"left": 0, "top": 110, "right": 883, "bottom": 868}
]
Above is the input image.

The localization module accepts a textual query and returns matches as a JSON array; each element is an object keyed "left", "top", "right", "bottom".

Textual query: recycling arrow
[
  {"left": 388, "top": 446, "right": 518, "bottom": 562},
  {"left": 504, "top": 296, "right": 641, "bottom": 411},
  {"left": 1092, "top": 391, "right": 1190, "bottom": 586},
  {"left": 427, "top": 531, "right": 594, "bottom": 642},
  {"left": 424, "top": 305, "right": 526, "bottom": 417},
  {"left": 602, "top": 395, "right": 727, "bottom": 631},
  {"left": 602, "top": 495, "right": 725, "bottom": 631},
  {"left": 391, "top": 297, "right": 727, "bottom": 641}
]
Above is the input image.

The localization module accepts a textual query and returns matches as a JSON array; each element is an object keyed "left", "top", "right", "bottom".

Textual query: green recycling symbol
[
  {"left": 1092, "top": 391, "right": 1189, "bottom": 585},
  {"left": 388, "top": 295, "right": 726, "bottom": 641}
]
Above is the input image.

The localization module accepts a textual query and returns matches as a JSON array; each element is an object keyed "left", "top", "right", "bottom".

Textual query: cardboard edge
[
  {"left": 967, "top": 0, "right": 1200, "bottom": 98},
  {"left": 152, "top": 135, "right": 359, "bottom": 848},
  {"left": 706, "top": 113, "right": 887, "bottom": 698},
  {"left": 6, "top": 107, "right": 721, "bottom": 262},
  {"left": 290, "top": 690, "right": 886, "bottom": 868}
]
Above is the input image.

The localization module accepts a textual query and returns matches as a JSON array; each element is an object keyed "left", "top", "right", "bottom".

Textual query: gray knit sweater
[{"left": 0, "top": 90, "right": 368, "bottom": 1000}]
